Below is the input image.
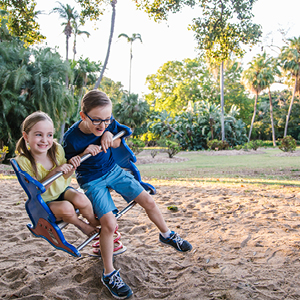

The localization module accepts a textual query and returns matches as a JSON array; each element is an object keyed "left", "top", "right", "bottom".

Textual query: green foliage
[
  {"left": 190, "top": 0, "right": 262, "bottom": 64},
  {"left": 242, "top": 140, "right": 263, "bottom": 151},
  {"left": 145, "top": 58, "right": 214, "bottom": 114},
  {"left": 207, "top": 139, "right": 229, "bottom": 151},
  {"left": 145, "top": 57, "right": 252, "bottom": 126},
  {"left": 279, "top": 36, "right": 300, "bottom": 136},
  {"left": 0, "top": 39, "right": 74, "bottom": 154},
  {"left": 0, "top": 0, "right": 45, "bottom": 45},
  {"left": 135, "top": 0, "right": 196, "bottom": 21},
  {"left": 126, "top": 137, "right": 145, "bottom": 155},
  {"left": 172, "top": 101, "right": 247, "bottom": 150},
  {"left": 99, "top": 76, "right": 124, "bottom": 105},
  {"left": 157, "top": 138, "right": 181, "bottom": 158},
  {"left": 75, "top": 0, "right": 106, "bottom": 23},
  {"left": 113, "top": 93, "right": 150, "bottom": 132},
  {"left": 147, "top": 110, "right": 180, "bottom": 139},
  {"left": 278, "top": 135, "right": 297, "bottom": 152}
]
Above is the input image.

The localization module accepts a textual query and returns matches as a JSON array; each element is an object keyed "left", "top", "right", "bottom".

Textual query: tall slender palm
[
  {"left": 118, "top": 33, "right": 142, "bottom": 93},
  {"left": 242, "top": 54, "right": 266, "bottom": 141},
  {"left": 94, "top": 0, "right": 117, "bottom": 90},
  {"left": 51, "top": 2, "right": 78, "bottom": 87},
  {"left": 72, "top": 15, "right": 90, "bottom": 61},
  {"left": 242, "top": 52, "right": 280, "bottom": 145},
  {"left": 279, "top": 36, "right": 300, "bottom": 137}
]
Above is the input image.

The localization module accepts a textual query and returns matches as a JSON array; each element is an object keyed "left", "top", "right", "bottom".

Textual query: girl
[{"left": 16, "top": 111, "right": 99, "bottom": 237}]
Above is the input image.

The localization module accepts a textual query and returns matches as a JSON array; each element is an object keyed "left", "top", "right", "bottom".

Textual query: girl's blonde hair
[{"left": 16, "top": 111, "right": 58, "bottom": 179}]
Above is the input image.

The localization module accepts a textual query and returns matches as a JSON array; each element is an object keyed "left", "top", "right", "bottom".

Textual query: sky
[{"left": 35, "top": 0, "right": 300, "bottom": 96}]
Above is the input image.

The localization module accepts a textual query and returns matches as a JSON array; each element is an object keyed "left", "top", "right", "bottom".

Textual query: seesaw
[{"left": 10, "top": 122, "right": 155, "bottom": 257}]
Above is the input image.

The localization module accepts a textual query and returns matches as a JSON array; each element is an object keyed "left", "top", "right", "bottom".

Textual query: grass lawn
[{"left": 137, "top": 148, "right": 300, "bottom": 187}]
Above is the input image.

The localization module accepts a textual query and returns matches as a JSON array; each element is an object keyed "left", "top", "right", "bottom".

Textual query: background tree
[
  {"left": 279, "top": 36, "right": 300, "bottom": 137},
  {"left": 244, "top": 53, "right": 280, "bottom": 146},
  {"left": 113, "top": 93, "right": 150, "bottom": 132},
  {"left": 136, "top": 0, "right": 262, "bottom": 142},
  {"left": 242, "top": 53, "right": 269, "bottom": 141},
  {"left": 94, "top": 0, "right": 117, "bottom": 89},
  {"left": 51, "top": 2, "right": 78, "bottom": 87},
  {"left": 145, "top": 58, "right": 216, "bottom": 114},
  {"left": 0, "top": 9, "right": 11, "bottom": 41},
  {"left": 0, "top": 0, "right": 44, "bottom": 45},
  {"left": 0, "top": 38, "right": 73, "bottom": 152},
  {"left": 145, "top": 57, "right": 251, "bottom": 125},
  {"left": 72, "top": 15, "right": 90, "bottom": 61},
  {"left": 118, "top": 33, "right": 142, "bottom": 93},
  {"left": 71, "top": 57, "right": 101, "bottom": 113},
  {"left": 190, "top": 0, "right": 262, "bottom": 141}
]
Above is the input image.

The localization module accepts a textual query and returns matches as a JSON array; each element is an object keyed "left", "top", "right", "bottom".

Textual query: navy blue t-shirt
[{"left": 63, "top": 119, "right": 129, "bottom": 186}]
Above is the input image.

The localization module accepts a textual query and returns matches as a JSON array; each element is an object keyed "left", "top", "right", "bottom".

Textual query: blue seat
[{"left": 11, "top": 123, "right": 155, "bottom": 257}]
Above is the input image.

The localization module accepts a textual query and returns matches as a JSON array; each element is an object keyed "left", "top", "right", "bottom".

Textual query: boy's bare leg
[
  {"left": 99, "top": 212, "right": 116, "bottom": 274},
  {"left": 134, "top": 190, "right": 168, "bottom": 233}
]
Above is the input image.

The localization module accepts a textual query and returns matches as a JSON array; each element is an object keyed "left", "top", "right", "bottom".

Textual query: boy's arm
[{"left": 101, "top": 131, "right": 121, "bottom": 153}]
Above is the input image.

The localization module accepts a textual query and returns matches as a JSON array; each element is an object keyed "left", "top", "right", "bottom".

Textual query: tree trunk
[
  {"left": 268, "top": 89, "right": 276, "bottom": 146},
  {"left": 129, "top": 41, "right": 132, "bottom": 93},
  {"left": 94, "top": 0, "right": 117, "bottom": 90},
  {"left": 248, "top": 92, "right": 258, "bottom": 141},
  {"left": 284, "top": 76, "right": 297, "bottom": 137},
  {"left": 220, "top": 61, "right": 225, "bottom": 141},
  {"left": 65, "top": 34, "right": 69, "bottom": 88}
]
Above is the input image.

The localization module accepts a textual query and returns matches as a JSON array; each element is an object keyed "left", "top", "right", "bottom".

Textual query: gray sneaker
[{"left": 159, "top": 231, "right": 192, "bottom": 252}]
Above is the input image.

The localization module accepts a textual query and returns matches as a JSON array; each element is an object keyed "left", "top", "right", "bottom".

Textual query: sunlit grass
[{"left": 138, "top": 148, "right": 300, "bottom": 186}]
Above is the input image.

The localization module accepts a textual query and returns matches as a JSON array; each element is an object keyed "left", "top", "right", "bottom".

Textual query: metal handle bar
[{"left": 41, "top": 130, "right": 126, "bottom": 187}]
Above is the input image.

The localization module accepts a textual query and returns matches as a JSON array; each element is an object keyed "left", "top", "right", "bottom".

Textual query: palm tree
[
  {"left": 71, "top": 57, "right": 101, "bottom": 113},
  {"left": 242, "top": 54, "right": 266, "bottom": 141},
  {"left": 51, "top": 2, "right": 78, "bottom": 87},
  {"left": 242, "top": 52, "right": 280, "bottom": 145},
  {"left": 279, "top": 36, "right": 300, "bottom": 137},
  {"left": 118, "top": 33, "right": 142, "bottom": 93},
  {"left": 113, "top": 93, "right": 149, "bottom": 132},
  {"left": 94, "top": 0, "right": 117, "bottom": 90},
  {"left": 72, "top": 15, "right": 90, "bottom": 61}
]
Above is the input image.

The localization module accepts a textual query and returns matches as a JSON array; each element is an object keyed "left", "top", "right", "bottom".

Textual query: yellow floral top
[{"left": 16, "top": 144, "right": 71, "bottom": 202}]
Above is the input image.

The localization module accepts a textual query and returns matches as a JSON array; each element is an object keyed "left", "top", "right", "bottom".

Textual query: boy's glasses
[{"left": 84, "top": 112, "right": 114, "bottom": 126}]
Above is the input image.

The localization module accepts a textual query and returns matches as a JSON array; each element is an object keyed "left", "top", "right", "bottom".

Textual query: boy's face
[{"left": 80, "top": 104, "right": 113, "bottom": 136}]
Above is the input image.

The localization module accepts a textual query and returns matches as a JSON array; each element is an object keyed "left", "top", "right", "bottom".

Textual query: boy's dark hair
[
  {"left": 81, "top": 90, "right": 112, "bottom": 113},
  {"left": 16, "top": 111, "right": 58, "bottom": 179}
]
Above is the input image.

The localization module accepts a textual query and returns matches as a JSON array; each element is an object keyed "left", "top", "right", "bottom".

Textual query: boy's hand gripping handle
[{"left": 41, "top": 130, "right": 126, "bottom": 187}]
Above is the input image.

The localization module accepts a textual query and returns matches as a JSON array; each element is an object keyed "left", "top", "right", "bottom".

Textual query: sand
[{"left": 1, "top": 176, "right": 300, "bottom": 300}]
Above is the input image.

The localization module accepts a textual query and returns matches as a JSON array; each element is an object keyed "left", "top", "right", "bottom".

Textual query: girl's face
[
  {"left": 23, "top": 120, "right": 54, "bottom": 156},
  {"left": 80, "top": 104, "right": 112, "bottom": 136}
]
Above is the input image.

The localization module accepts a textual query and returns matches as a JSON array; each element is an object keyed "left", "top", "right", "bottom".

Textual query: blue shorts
[{"left": 81, "top": 164, "right": 144, "bottom": 219}]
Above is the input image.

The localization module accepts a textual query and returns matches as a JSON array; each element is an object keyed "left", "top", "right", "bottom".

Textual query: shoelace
[
  {"left": 109, "top": 270, "right": 125, "bottom": 289},
  {"left": 171, "top": 233, "right": 184, "bottom": 248}
]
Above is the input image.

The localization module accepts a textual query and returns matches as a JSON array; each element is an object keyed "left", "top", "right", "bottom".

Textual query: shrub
[
  {"left": 242, "top": 140, "right": 264, "bottom": 151},
  {"left": 234, "top": 145, "right": 243, "bottom": 150},
  {"left": 127, "top": 138, "right": 145, "bottom": 155},
  {"left": 207, "top": 139, "right": 229, "bottom": 151},
  {"left": 278, "top": 136, "right": 297, "bottom": 152},
  {"left": 150, "top": 149, "right": 159, "bottom": 158},
  {"left": 157, "top": 138, "right": 181, "bottom": 158}
]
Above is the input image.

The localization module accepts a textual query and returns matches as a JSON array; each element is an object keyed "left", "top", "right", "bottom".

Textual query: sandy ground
[{"left": 1, "top": 174, "right": 300, "bottom": 300}]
